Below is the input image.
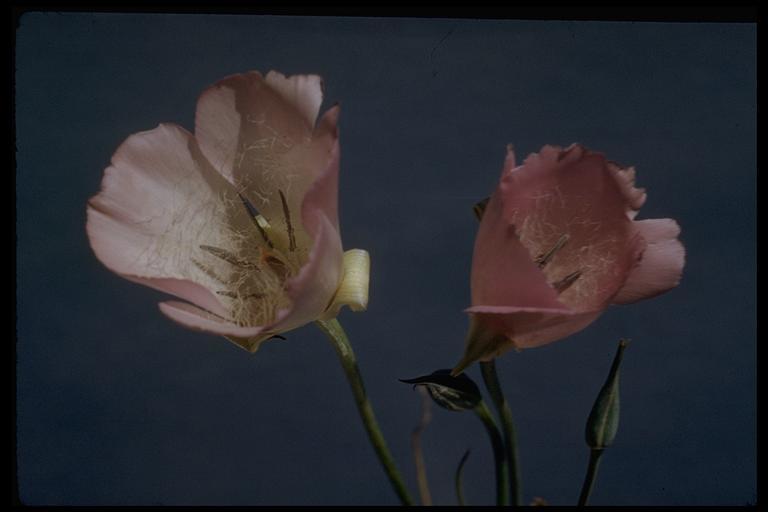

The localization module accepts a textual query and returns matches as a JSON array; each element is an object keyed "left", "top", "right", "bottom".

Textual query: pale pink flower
[
  {"left": 87, "top": 71, "right": 369, "bottom": 352},
  {"left": 454, "top": 144, "right": 685, "bottom": 373}
]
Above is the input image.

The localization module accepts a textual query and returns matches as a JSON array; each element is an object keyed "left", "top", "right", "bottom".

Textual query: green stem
[
  {"left": 578, "top": 448, "right": 604, "bottom": 506},
  {"left": 316, "top": 319, "right": 413, "bottom": 505},
  {"left": 412, "top": 386, "right": 433, "bottom": 506},
  {"left": 454, "top": 449, "right": 471, "bottom": 506},
  {"left": 474, "top": 401, "right": 509, "bottom": 506},
  {"left": 480, "top": 360, "right": 522, "bottom": 506}
]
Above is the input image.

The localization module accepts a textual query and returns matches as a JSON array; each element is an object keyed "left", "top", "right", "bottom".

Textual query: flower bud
[
  {"left": 585, "top": 339, "right": 629, "bottom": 449},
  {"left": 401, "top": 369, "right": 482, "bottom": 412}
]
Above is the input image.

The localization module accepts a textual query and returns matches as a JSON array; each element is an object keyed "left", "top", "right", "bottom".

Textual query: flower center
[
  {"left": 532, "top": 233, "right": 584, "bottom": 296},
  {"left": 191, "top": 190, "right": 305, "bottom": 327}
]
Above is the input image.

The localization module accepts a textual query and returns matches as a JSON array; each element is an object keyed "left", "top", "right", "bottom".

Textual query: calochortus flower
[
  {"left": 454, "top": 144, "right": 684, "bottom": 373},
  {"left": 87, "top": 71, "right": 370, "bottom": 352}
]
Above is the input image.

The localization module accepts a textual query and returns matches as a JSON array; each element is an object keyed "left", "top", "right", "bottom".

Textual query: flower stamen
[
  {"left": 259, "top": 249, "right": 290, "bottom": 279},
  {"left": 238, "top": 193, "right": 274, "bottom": 249},
  {"left": 535, "top": 233, "right": 570, "bottom": 269},
  {"left": 553, "top": 270, "right": 582, "bottom": 293},
  {"left": 216, "top": 290, "right": 266, "bottom": 300},
  {"left": 199, "top": 244, "right": 259, "bottom": 270},
  {"left": 192, "top": 258, "right": 228, "bottom": 284},
  {"left": 278, "top": 189, "right": 296, "bottom": 252}
]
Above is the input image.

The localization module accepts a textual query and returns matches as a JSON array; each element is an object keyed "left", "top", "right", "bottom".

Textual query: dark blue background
[{"left": 15, "top": 14, "right": 756, "bottom": 505}]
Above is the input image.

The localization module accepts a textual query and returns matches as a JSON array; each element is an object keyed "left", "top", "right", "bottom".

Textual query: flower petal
[
  {"left": 453, "top": 309, "right": 602, "bottom": 373},
  {"left": 497, "top": 143, "right": 643, "bottom": 311},
  {"left": 321, "top": 249, "right": 371, "bottom": 319},
  {"left": 195, "top": 74, "right": 343, "bottom": 333},
  {"left": 253, "top": 105, "right": 341, "bottom": 241},
  {"left": 195, "top": 71, "right": 313, "bottom": 179},
  {"left": 86, "top": 123, "right": 253, "bottom": 317},
  {"left": 249, "top": 105, "right": 341, "bottom": 255},
  {"left": 254, "top": 115, "right": 345, "bottom": 330},
  {"left": 607, "top": 161, "right": 647, "bottom": 218},
  {"left": 502, "top": 143, "right": 517, "bottom": 174},
  {"left": 301, "top": 105, "right": 341, "bottom": 230},
  {"left": 265, "top": 71, "right": 324, "bottom": 130},
  {"left": 612, "top": 218, "right": 685, "bottom": 304},
  {"left": 194, "top": 71, "right": 334, "bottom": 245},
  {"left": 266, "top": 213, "right": 344, "bottom": 334},
  {"left": 470, "top": 310, "right": 602, "bottom": 350},
  {"left": 471, "top": 185, "right": 568, "bottom": 311},
  {"left": 158, "top": 300, "right": 271, "bottom": 352}
]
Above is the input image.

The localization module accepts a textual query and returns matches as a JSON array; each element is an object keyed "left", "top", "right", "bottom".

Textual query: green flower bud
[{"left": 585, "top": 340, "right": 629, "bottom": 449}]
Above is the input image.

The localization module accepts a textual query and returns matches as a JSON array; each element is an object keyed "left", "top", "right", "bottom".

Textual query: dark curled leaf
[{"left": 400, "top": 369, "right": 482, "bottom": 412}]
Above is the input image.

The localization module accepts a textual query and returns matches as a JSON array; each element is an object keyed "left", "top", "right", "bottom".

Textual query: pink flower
[
  {"left": 454, "top": 144, "right": 685, "bottom": 373},
  {"left": 87, "top": 71, "right": 369, "bottom": 352}
]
